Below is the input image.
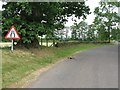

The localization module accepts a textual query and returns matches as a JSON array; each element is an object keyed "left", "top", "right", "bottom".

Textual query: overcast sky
[
  {"left": 85, "top": 0, "right": 100, "bottom": 24},
  {"left": 65, "top": 0, "right": 100, "bottom": 26},
  {"left": 0, "top": 0, "right": 100, "bottom": 26}
]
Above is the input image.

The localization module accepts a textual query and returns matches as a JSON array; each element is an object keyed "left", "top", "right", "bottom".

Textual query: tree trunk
[
  {"left": 41, "top": 36, "right": 43, "bottom": 46},
  {"left": 108, "top": 25, "right": 111, "bottom": 43},
  {"left": 46, "top": 36, "right": 48, "bottom": 47},
  {"left": 53, "top": 38, "right": 55, "bottom": 47}
]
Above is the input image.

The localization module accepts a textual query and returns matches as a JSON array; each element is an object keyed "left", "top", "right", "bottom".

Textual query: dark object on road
[
  {"left": 68, "top": 57, "right": 74, "bottom": 59},
  {"left": 28, "top": 45, "right": 118, "bottom": 88}
]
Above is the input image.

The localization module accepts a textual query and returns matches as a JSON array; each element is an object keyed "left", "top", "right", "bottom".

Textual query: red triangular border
[{"left": 5, "top": 25, "right": 20, "bottom": 40}]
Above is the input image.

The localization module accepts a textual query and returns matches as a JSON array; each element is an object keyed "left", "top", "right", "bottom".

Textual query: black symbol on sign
[{"left": 10, "top": 30, "right": 15, "bottom": 38}]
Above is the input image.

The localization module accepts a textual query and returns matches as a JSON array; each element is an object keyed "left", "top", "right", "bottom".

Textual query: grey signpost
[
  {"left": 10, "top": 30, "right": 15, "bottom": 51},
  {"left": 11, "top": 39, "right": 14, "bottom": 51}
]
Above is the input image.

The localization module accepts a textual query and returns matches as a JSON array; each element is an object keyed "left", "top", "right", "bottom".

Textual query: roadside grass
[{"left": 2, "top": 43, "right": 112, "bottom": 88}]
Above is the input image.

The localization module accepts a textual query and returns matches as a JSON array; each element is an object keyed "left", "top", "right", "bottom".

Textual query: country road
[{"left": 28, "top": 45, "right": 118, "bottom": 88}]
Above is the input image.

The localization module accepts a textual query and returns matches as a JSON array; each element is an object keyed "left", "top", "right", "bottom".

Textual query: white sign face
[
  {"left": 6, "top": 28, "right": 19, "bottom": 38},
  {"left": 5, "top": 26, "right": 20, "bottom": 40}
]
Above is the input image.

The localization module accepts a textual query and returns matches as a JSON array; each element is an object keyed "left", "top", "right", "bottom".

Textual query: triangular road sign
[{"left": 5, "top": 25, "right": 20, "bottom": 40}]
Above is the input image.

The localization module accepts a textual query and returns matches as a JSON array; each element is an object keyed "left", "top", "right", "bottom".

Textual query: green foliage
[
  {"left": 86, "top": 24, "right": 96, "bottom": 41},
  {"left": 93, "top": 1, "right": 120, "bottom": 42},
  {"left": 2, "top": 2, "right": 90, "bottom": 47},
  {"left": 71, "top": 21, "right": 88, "bottom": 40}
]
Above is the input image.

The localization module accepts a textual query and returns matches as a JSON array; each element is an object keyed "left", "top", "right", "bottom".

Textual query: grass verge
[{"left": 2, "top": 43, "right": 112, "bottom": 88}]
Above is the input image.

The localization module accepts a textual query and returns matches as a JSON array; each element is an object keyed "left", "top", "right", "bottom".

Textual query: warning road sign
[{"left": 5, "top": 26, "right": 20, "bottom": 40}]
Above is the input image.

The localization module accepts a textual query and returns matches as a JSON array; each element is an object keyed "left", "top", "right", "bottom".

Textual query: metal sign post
[{"left": 11, "top": 39, "right": 14, "bottom": 51}]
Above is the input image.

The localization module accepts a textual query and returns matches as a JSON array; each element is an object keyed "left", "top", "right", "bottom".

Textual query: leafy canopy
[{"left": 2, "top": 2, "right": 90, "bottom": 47}]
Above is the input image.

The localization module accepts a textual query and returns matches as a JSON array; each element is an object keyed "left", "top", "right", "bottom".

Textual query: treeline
[{"left": 69, "top": 1, "right": 120, "bottom": 43}]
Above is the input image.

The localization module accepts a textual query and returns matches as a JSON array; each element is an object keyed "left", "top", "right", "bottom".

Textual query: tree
[
  {"left": 71, "top": 25, "right": 77, "bottom": 40},
  {"left": 94, "top": 1, "right": 120, "bottom": 42},
  {"left": 87, "top": 24, "right": 96, "bottom": 41},
  {"left": 2, "top": 2, "right": 90, "bottom": 48},
  {"left": 71, "top": 21, "right": 88, "bottom": 41}
]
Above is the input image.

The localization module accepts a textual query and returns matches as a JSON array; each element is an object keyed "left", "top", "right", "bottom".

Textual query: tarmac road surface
[{"left": 28, "top": 45, "right": 118, "bottom": 88}]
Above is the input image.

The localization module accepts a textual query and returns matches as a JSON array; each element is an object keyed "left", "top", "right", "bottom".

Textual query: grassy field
[{"left": 2, "top": 43, "right": 112, "bottom": 88}]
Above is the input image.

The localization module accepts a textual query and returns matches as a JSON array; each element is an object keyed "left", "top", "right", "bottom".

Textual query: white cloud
[
  {"left": 0, "top": 1, "right": 3, "bottom": 10},
  {"left": 0, "top": 1, "right": 6, "bottom": 11}
]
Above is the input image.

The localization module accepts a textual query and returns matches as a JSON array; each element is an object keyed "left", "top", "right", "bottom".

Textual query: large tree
[{"left": 2, "top": 2, "right": 90, "bottom": 48}]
